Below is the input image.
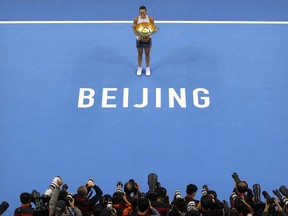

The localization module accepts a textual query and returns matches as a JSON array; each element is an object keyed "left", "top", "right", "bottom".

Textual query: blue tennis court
[{"left": 1, "top": 1, "right": 288, "bottom": 215}]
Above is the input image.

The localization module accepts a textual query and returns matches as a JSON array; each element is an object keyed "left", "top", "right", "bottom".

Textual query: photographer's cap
[{"left": 55, "top": 200, "right": 66, "bottom": 216}]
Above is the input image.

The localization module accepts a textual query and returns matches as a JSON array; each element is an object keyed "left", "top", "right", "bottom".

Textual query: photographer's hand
[
  {"left": 242, "top": 197, "right": 254, "bottom": 215},
  {"left": 86, "top": 180, "right": 95, "bottom": 188},
  {"left": 274, "top": 199, "right": 283, "bottom": 212},
  {"left": 135, "top": 182, "right": 140, "bottom": 193},
  {"left": 69, "top": 198, "right": 75, "bottom": 209},
  {"left": 264, "top": 200, "right": 269, "bottom": 212},
  {"left": 53, "top": 176, "right": 63, "bottom": 188}
]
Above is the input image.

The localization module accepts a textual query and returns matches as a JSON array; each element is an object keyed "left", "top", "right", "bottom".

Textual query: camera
[
  {"left": 31, "top": 190, "right": 50, "bottom": 216},
  {"left": 0, "top": 201, "right": 9, "bottom": 215},
  {"left": 57, "top": 184, "right": 73, "bottom": 206},
  {"left": 202, "top": 185, "right": 209, "bottom": 196},
  {"left": 103, "top": 194, "right": 113, "bottom": 209},
  {"left": 230, "top": 191, "right": 238, "bottom": 201},
  {"left": 148, "top": 173, "right": 159, "bottom": 193},
  {"left": 86, "top": 178, "right": 94, "bottom": 197},
  {"left": 62, "top": 184, "right": 68, "bottom": 191},
  {"left": 116, "top": 181, "right": 123, "bottom": 193},
  {"left": 253, "top": 184, "right": 261, "bottom": 203},
  {"left": 187, "top": 201, "right": 196, "bottom": 212},
  {"left": 175, "top": 190, "right": 182, "bottom": 199},
  {"left": 232, "top": 172, "right": 241, "bottom": 184},
  {"left": 273, "top": 189, "right": 288, "bottom": 206},
  {"left": 262, "top": 191, "right": 275, "bottom": 205},
  {"left": 279, "top": 186, "right": 288, "bottom": 197},
  {"left": 124, "top": 179, "right": 138, "bottom": 196}
]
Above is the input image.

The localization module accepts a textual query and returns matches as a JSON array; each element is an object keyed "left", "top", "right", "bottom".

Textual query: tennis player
[{"left": 132, "top": 6, "right": 155, "bottom": 76}]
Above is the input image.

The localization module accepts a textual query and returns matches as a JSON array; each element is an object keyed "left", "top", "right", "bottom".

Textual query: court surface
[{"left": 1, "top": 1, "right": 288, "bottom": 215}]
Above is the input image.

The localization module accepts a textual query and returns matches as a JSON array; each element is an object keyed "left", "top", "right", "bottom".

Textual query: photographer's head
[
  {"left": 186, "top": 184, "right": 198, "bottom": 197},
  {"left": 227, "top": 208, "right": 239, "bottom": 216},
  {"left": 124, "top": 179, "right": 137, "bottom": 196},
  {"left": 157, "top": 187, "right": 167, "bottom": 200},
  {"left": 236, "top": 181, "right": 248, "bottom": 195},
  {"left": 112, "top": 192, "right": 123, "bottom": 204},
  {"left": 55, "top": 200, "right": 66, "bottom": 216},
  {"left": 207, "top": 190, "right": 217, "bottom": 200},
  {"left": 20, "top": 192, "right": 32, "bottom": 205},
  {"left": 77, "top": 185, "right": 88, "bottom": 197},
  {"left": 186, "top": 209, "right": 201, "bottom": 216},
  {"left": 103, "top": 194, "right": 113, "bottom": 209},
  {"left": 137, "top": 197, "right": 150, "bottom": 215},
  {"left": 58, "top": 190, "right": 68, "bottom": 201},
  {"left": 175, "top": 198, "right": 187, "bottom": 213},
  {"left": 233, "top": 197, "right": 245, "bottom": 213},
  {"left": 201, "top": 195, "right": 213, "bottom": 211}
]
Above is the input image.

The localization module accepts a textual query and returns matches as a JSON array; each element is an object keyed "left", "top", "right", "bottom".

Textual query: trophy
[{"left": 134, "top": 22, "right": 159, "bottom": 42}]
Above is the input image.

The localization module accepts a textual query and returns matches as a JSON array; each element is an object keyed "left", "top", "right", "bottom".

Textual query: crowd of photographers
[{"left": 1, "top": 173, "right": 288, "bottom": 216}]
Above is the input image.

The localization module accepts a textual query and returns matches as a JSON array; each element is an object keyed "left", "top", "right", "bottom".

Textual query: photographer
[
  {"left": 273, "top": 186, "right": 288, "bottom": 216},
  {"left": 14, "top": 192, "right": 34, "bottom": 216},
  {"left": 73, "top": 178, "right": 103, "bottom": 216},
  {"left": 123, "top": 179, "right": 140, "bottom": 210},
  {"left": 232, "top": 196, "right": 254, "bottom": 216},
  {"left": 231, "top": 173, "right": 253, "bottom": 207},
  {"left": 111, "top": 182, "right": 133, "bottom": 216},
  {"left": 185, "top": 184, "right": 199, "bottom": 207},
  {"left": 169, "top": 190, "right": 187, "bottom": 216},
  {"left": 53, "top": 199, "right": 82, "bottom": 216},
  {"left": 262, "top": 193, "right": 285, "bottom": 216},
  {"left": 30, "top": 190, "right": 50, "bottom": 216},
  {"left": 197, "top": 194, "right": 223, "bottom": 216},
  {"left": 57, "top": 187, "right": 82, "bottom": 216},
  {"left": 150, "top": 187, "right": 171, "bottom": 216},
  {"left": 129, "top": 197, "right": 160, "bottom": 216},
  {"left": 44, "top": 176, "right": 63, "bottom": 216}
]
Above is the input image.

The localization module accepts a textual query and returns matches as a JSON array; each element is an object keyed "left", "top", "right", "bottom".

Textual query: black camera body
[
  {"left": 146, "top": 173, "right": 162, "bottom": 201},
  {"left": 0, "top": 201, "right": 9, "bottom": 215},
  {"left": 253, "top": 184, "right": 261, "bottom": 203},
  {"left": 262, "top": 191, "right": 275, "bottom": 205},
  {"left": 31, "top": 190, "right": 49, "bottom": 216},
  {"left": 273, "top": 188, "right": 288, "bottom": 207},
  {"left": 279, "top": 186, "right": 288, "bottom": 197},
  {"left": 116, "top": 181, "right": 123, "bottom": 193},
  {"left": 148, "top": 173, "right": 159, "bottom": 193},
  {"left": 232, "top": 172, "right": 241, "bottom": 184},
  {"left": 202, "top": 185, "right": 209, "bottom": 196}
]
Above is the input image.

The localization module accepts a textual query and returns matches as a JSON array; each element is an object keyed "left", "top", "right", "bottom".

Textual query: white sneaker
[
  {"left": 145, "top": 67, "right": 151, "bottom": 76},
  {"left": 136, "top": 67, "right": 142, "bottom": 76}
]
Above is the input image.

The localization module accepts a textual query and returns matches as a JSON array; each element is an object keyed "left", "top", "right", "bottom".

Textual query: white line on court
[{"left": 0, "top": 20, "right": 288, "bottom": 24}]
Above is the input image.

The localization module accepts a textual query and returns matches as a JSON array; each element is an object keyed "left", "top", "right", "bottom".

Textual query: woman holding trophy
[{"left": 132, "top": 6, "right": 159, "bottom": 76}]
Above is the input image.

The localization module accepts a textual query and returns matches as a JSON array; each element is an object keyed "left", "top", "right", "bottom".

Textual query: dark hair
[
  {"left": 227, "top": 209, "right": 239, "bottom": 216},
  {"left": 157, "top": 187, "right": 167, "bottom": 198},
  {"left": 77, "top": 185, "right": 88, "bottom": 197},
  {"left": 186, "top": 184, "right": 198, "bottom": 195},
  {"left": 207, "top": 190, "right": 217, "bottom": 199},
  {"left": 233, "top": 197, "right": 245, "bottom": 213},
  {"left": 20, "top": 192, "right": 31, "bottom": 204},
  {"left": 58, "top": 190, "right": 68, "bottom": 201},
  {"left": 176, "top": 198, "right": 187, "bottom": 213},
  {"left": 186, "top": 210, "right": 201, "bottom": 216},
  {"left": 139, "top": 6, "right": 147, "bottom": 11},
  {"left": 112, "top": 192, "right": 123, "bottom": 204},
  {"left": 138, "top": 198, "right": 149, "bottom": 212},
  {"left": 236, "top": 181, "right": 248, "bottom": 194},
  {"left": 201, "top": 195, "right": 213, "bottom": 210}
]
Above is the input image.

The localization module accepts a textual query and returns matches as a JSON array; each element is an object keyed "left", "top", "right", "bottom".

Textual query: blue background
[{"left": 1, "top": 0, "right": 288, "bottom": 215}]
